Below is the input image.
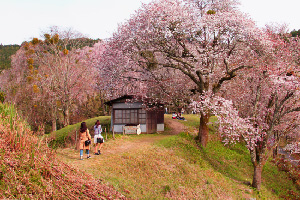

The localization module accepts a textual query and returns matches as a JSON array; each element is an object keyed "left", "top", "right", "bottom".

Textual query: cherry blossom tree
[
  {"left": 1, "top": 27, "right": 99, "bottom": 132},
  {"left": 93, "top": 39, "right": 187, "bottom": 106},
  {"left": 0, "top": 46, "right": 49, "bottom": 130},
  {"left": 192, "top": 28, "right": 300, "bottom": 190},
  {"left": 108, "top": 0, "right": 272, "bottom": 146}
]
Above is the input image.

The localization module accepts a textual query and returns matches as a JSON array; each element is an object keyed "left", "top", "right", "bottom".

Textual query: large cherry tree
[
  {"left": 192, "top": 28, "right": 300, "bottom": 190},
  {"left": 108, "top": 0, "right": 272, "bottom": 146}
]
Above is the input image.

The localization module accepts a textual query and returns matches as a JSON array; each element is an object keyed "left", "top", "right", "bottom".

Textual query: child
[{"left": 94, "top": 120, "right": 104, "bottom": 155}]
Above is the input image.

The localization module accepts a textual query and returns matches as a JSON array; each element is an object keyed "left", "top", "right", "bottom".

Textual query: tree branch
[{"left": 212, "top": 63, "right": 253, "bottom": 93}]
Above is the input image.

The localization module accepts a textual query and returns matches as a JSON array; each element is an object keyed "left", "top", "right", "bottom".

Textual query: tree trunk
[
  {"left": 252, "top": 165, "right": 262, "bottom": 190},
  {"left": 52, "top": 118, "right": 57, "bottom": 132},
  {"left": 199, "top": 112, "right": 210, "bottom": 147},
  {"left": 273, "top": 146, "right": 278, "bottom": 158},
  {"left": 51, "top": 104, "right": 57, "bottom": 132},
  {"left": 63, "top": 106, "right": 70, "bottom": 127}
]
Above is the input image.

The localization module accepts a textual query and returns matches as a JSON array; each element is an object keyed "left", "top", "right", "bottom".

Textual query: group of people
[
  {"left": 78, "top": 120, "right": 104, "bottom": 160},
  {"left": 172, "top": 112, "right": 186, "bottom": 120}
]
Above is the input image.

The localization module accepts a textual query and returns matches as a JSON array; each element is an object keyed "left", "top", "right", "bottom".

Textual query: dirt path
[
  {"left": 56, "top": 117, "right": 187, "bottom": 166},
  {"left": 164, "top": 118, "right": 187, "bottom": 134},
  {"left": 56, "top": 135, "right": 165, "bottom": 163},
  {"left": 101, "top": 118, "right": 187, "bottom": 155}
]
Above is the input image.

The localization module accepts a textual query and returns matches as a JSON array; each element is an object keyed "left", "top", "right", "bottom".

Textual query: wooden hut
[{"left": 105, "top": 95, "right": 164, "bottom": 134}]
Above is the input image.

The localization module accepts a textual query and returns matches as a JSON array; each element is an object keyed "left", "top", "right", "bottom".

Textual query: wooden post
[
  {"left": 123, "top": 126, "right": 125, "bottom": 135},
  {"left": 105, "top": 127, "right": 107, "bottom": 140},
  {"left": 112, "top": 126, "right": 115, "bottom": 140}
]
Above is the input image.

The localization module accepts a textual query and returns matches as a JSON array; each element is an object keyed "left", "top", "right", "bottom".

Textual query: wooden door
[{"left": 146, "top": 110, "right": 157, "bottom": 134}]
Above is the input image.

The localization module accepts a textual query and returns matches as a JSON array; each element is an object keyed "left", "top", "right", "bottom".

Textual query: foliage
[
  {"left": 66, "top": 37, "right": 101, "bottom": 49},
  {"left": 74, "top": 93, "right": 109, "bottom": 121},
  {"left": 0, "top": 103, "right": 125, "bottom": 199},
  {"left": 0, "top": 27, "right": 105, "bottom": 132},
  {"left": 291, "top": 29, "right": 300, "bottom": 37},
  {"left": 0, "top": 91, "right": 5, "bottom": 103},
  {"left": 107, "top": 0, "right": 273, "bottom": 147},
  {"left": 0, "top": 44, "right": 20, "bottom": 71}
]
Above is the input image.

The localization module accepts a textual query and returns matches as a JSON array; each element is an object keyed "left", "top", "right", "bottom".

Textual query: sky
[{"left": 1, "top": 0, "right": 300, "bottom": 45}]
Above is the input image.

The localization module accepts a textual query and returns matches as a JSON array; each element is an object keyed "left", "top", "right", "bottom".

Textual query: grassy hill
[
  {"left": 54, "top": 114, "right": 300, "bottom": 199},
  {"left": 0, "top": 103, "right": 125, "bottom": 199}
]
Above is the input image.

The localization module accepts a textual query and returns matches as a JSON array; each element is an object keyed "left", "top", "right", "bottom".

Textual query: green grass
[
  {"left": 0, "top": 103, "right": 17, "bottom": 129},
  {"left": 176, "top": 114, "right": 299, "bottom": 199},
  {"left": 262, "top": 160, "right": 298, "bottom": 198},
  {"left": 157, "top": 132, "right": 206, "bottom": 167},
  {"left": 48, "top": 116, "right": 111, "bottom": 148}
]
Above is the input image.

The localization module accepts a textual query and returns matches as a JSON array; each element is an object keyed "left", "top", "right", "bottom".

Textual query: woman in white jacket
[{"left": 94, "top": 120, "right": 104, "bottom": 155}]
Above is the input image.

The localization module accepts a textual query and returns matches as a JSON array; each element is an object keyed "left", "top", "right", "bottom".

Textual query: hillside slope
[{"left": 0, "top": 103, "right": 125, "bottom": 199}]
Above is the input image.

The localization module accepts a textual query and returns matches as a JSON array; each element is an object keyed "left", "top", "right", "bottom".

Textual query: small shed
[{"left": 105, "top": 95, "right": 164, "bottom": 134}]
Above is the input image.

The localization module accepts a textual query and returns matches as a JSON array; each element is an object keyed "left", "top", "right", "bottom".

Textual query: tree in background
[
  {"left": 0, "top": 27, "right": 99, "bottom": 132},
  {"left": 108, "top": 0, "right": 272, "bottom": 146},
  {"left": 192, "top": 27, "right": 300, "bottom": 190},
  {"left": 291, "top": 29, "right": 300, "bottom": 37},
  {"left": 0, "top": 44, "right": 20, "bottom": 71},
  {"left": 75, "top": 41, "right": 109, "bottom": 120}
]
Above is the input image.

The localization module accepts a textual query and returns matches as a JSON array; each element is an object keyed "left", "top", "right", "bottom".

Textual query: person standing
[
  {"left": 79, "top": 122, "right": 91, "bottom": 160},
  {"left": 94, "top": 120, "right": 104, "bottom": 155}
]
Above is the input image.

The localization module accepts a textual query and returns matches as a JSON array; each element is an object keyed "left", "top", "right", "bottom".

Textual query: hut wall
[
  {"left": 112, "top": 124, "right": 146, "bottom": 133},
  {"left": 157, "top": 107, "right": 164, "bottom": 132},
  {"left": 113, "top": 102, "right": 142, "bottom": 109},
  {"left": 157, "top": 124, "right": 164, "bottom": 132},
  {"left": 108, "top": 98, "right": 164, "bottom": 134},
  {"left": 111, "top": 102, "right": 146, "bottom": 133}
]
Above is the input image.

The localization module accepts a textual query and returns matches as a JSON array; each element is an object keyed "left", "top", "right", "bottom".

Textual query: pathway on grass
[{"left": 56, "top": 117, "right": 186, "bottom": 168}]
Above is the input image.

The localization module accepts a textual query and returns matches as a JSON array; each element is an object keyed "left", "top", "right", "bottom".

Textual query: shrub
[{"left": 0, "top": 103, "right": 125, "bottom": 199}]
